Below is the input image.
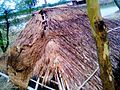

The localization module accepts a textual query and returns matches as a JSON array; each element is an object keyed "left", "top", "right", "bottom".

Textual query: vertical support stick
[
  {"left": 86, "top": 0, "right": 115, "bottom": 90},
  {"left": 35, "top": 78, "right": 40, "bottom": 90}
]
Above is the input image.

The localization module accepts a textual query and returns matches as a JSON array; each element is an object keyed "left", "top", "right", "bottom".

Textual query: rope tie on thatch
[
  {"left": 32, "top": 10, "right": 49, "bottom": 38},
  {"left": 0, "top": 72, "right": 9, "bottom": 82},
  {"left": 108, "top": 26, "right": 120, "bottom": 33},
  {"left": 77, "top": 62, "right": 99, "bottom": 90},
  {"left": 40, "top": 10, "right": 49, "bottom": 37}
]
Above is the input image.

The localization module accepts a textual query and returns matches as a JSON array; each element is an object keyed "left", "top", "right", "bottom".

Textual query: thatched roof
[{"left": 7, "top": 6, "right": 120, "bottom": 90}]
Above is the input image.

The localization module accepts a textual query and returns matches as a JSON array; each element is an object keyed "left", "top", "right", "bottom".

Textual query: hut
[{"left": 6, "top": 6, "right": 120, "bottom": 90}]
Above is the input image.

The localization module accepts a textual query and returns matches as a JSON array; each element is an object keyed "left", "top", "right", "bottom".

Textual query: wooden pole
[{"left": 86, "top": 0, "right": 115, "bottom": 90}]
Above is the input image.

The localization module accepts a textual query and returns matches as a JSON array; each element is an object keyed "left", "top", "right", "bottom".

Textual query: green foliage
[
  {"left": 16, "top": 0, "right": 37, "bottom": 11},
  {"left": 0, "top": 0, "right": 15, "bottom": 52},
  {"left": 0, "top": 0, "right": 70, "bottom": 53}
]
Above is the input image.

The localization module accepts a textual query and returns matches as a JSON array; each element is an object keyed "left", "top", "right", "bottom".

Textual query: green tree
[
  {"left": 0, "top": 0, "right": 38, "bottom": 53},
  {"left": 86, "top": 0, "right": 115, "bottom": 90},
  {"left": 0, "top": 0, "right": 15, "bottom": 52},
  {"left": 16, "top": 0, "right": 37, "bottom": 13}
]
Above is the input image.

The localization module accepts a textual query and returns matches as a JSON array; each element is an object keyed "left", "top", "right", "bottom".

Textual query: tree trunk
[
  {"left": 86, "top": 0, "right": 115, "bottom": 90},
  {"left": 5, "top": 18, "right": 9, "bottom": 51},
  {"left": 4, "top": 10, "right": 9, "bottom": 52},
  {"left": 0, "top": 31, "right": 5, "bottom": 52},
  {"left": 0, "top": 10, "right": 9, "bottom": 53}
]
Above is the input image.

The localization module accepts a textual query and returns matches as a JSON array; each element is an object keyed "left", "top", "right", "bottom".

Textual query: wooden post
[{"left": 86, "top": 0, "right": 115, "bottom": 90}]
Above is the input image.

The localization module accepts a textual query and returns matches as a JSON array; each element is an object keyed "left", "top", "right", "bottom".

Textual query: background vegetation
[{"left": 0, "top": 0, "right": 70, "bottom": 53}]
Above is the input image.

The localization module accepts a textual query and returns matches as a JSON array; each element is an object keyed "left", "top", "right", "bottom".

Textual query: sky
[
  {"left": 0, "top": 0, "right": 16, "bottom": 9},
  {"left": 39, "top": 0, "right": 59, "bottom": 4},
  {"left": 37, "top": 0, "right": 60, "bottom": 6},
  {"left": 0, "top": 0, "right": 60, "bottom": 9},
  {"left": 0, "top": 0, "right": 119, "bottom": 17}
]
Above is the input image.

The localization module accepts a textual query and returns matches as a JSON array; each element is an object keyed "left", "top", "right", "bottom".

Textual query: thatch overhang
[{"left": 6, "top": 6, "right": 120, "bottom": 90}]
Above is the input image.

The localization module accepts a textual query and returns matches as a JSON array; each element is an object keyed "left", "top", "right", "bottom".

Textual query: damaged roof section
[{"left": 7, "top": 6, "right": 120, "bottom": 90}]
